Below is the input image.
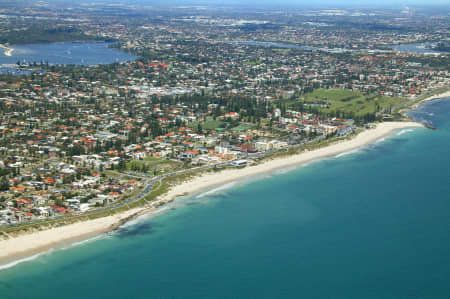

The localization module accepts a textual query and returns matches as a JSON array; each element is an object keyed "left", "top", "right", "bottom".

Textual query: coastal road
[
  {"left": 392, "top": 85, "right": 450, "bottom": 113},
  {"left": 1, "top": 134, "right": 327, "bottom": 229}
]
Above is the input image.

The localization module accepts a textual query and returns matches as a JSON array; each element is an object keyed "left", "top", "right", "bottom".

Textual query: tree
[
  {"left": 55, "top": 198, "right": 65, "bottom": 207},
  {"left": 0, "top": 177, "right": 9, "bottom": 191},
  {"left": 118, "top": 160, "right": 126, "bottom": 171}
]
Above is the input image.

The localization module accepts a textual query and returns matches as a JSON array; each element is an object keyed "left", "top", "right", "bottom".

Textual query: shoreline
[
  {"left": 406, "top": 90, "right": 450, "bottom": 112},
  {"left": 0, "top": 121, "right": 422, "bottom": 267},
  {"left": 0, "top": 206, "right": 157, "bottom": 267},
  {"left": 158, "top": 122, "right": 423, "bottom": 203},
  {"left": 397, "top": 89, "right": 450, "bottom": 117}
]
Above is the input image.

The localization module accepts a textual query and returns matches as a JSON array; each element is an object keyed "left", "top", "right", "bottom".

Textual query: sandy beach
[
  {"left": 0, "top": 207, "right": 142, "bottom": 266},
  {"left": 0, "top": 121, "right": 423, "bottom": 267},
  {"left": 159, "top": 121, "right": 423, "bottom": 202},
  {"left": 409, "top": 90, "right": 450, "bottom": 110}
]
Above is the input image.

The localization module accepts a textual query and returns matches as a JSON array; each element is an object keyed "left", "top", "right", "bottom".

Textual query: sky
[
  {"left": 132, "top": 0, "right": 450, "bottom": 6},
  {"left": 48, "top": 0, "right": 449, "bottom": 6}
]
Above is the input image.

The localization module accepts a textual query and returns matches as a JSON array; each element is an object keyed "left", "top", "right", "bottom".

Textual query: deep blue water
[
  {"left": 1, "top": 98, "right": 450, "bottom": 299},
  {"left": 0, "top": 42, "right": 136, "bottom": 74}
]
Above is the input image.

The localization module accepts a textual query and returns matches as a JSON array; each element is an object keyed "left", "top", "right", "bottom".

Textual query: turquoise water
[
  {"left": 0, "top": 42, "right": 136, "bottom": 74},
  {"left": 1, "top": 99, "right": 450, "bottom": 298}
]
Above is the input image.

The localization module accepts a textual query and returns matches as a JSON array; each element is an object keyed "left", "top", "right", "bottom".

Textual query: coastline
[
  {"left": 0, "top": 121, "right": 422, "bottom": 267},
  {"left": 412, "top": 90, "right": 450, "bottom": 108},
  {"left": 158, "top": 121, "right": 422, "bottom": 202},
  {"left": 403, "top": 90, "right": 450, "bottom": 113},
  {"left": 0, "top": 206, "right": 155, "bottom": 266}
]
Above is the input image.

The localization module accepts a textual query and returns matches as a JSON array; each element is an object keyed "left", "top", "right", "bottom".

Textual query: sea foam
[
  {"left": 62, "top": 235, "right": 105, "bottom": 249},
  {"left": 0, "top": 234, "right": 106, "bottom": 272},
  {"left": 196, "top": 182, "right": 238, "bottom": 199},
  {"left": 273, "top": 166, "right": 300, "bottom": 175},
  {"left": 334, "top": 148, "right": 361, "bottom": 158},
  {"left": 0, "top": 249, "right": 54, "bottom": 271},
  {"left": 396, "top": 128, "right": 415, "bottom": 136}
]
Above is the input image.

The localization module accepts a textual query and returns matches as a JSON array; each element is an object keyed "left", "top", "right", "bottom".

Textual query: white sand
[
  {"left": 160, "top": 122, "right": 423, "bottom": 202},
  {"left": 0, "top": 121, "right": 423, "bottom": 266},
  {"left": 414, "top": 91, "right": 450, "bottom": 107},
  {"left": 0, "top": 207, "right": 149, "bottom": 265}
]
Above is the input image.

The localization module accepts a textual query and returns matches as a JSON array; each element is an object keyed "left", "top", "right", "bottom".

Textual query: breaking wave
[
  {"left": 334, "top": 148, "right": 361, "bottom": 158},
  {"left": 396, "top": 128, "right": 414, "bottom": 136},
  {"left": 195, "top": 182, "right": 238, "bottom": 199},
  {"left": 0, "top": 249, "right": 54, "bottom": 271}
]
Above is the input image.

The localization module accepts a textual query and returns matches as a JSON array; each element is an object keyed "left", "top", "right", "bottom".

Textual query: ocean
[{"left": 1, "top": 98, "right": 450, "bottom": 299}]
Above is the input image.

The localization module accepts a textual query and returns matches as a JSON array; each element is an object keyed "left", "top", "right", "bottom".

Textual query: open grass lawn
[
  {"left": 244, "top": 60, "right": 262, "bottom": 65},
  {"left": 188, "top": 119, "right": 225, "bottom": 131},
  {"left": 142, "top": 156, "right": 174, "bottom": 165},
  {"left": 127, "top": 156, "right": 181, "bottom": 173},
  {"left": 232, "top": 124, "right": 255, "bottom": 131},
  {"left": 291, "top": 89, "right": 407, "bottom": 117}
]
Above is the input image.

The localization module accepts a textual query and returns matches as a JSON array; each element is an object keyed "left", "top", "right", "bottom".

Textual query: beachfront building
[{"left": 232, "top": 160, "right": 248, "bottom": 167}]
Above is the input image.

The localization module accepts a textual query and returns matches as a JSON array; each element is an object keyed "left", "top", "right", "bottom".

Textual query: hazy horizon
[{"left": 14, "top": 0, "right": 450, "bottom": 8}]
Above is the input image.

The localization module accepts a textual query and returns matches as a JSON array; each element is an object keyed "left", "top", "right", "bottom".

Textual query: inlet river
[
  {"left": 0, "top": 42, "right": 136, "bottom": 74},
  {"left": 1, "top": 96, "right": 450, "bottom": 298}
]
